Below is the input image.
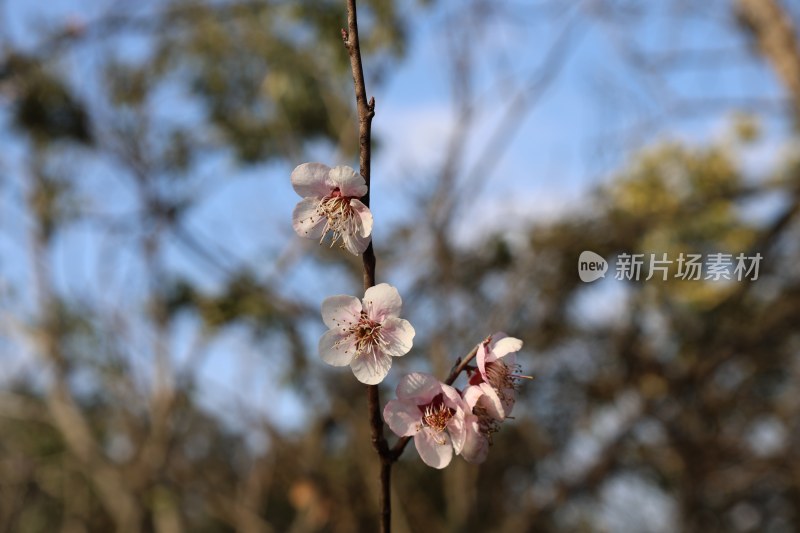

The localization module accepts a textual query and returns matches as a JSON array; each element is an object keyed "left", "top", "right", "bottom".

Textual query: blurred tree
[{"left": 1, "top": 0, "right": 800, "bottom": 532}]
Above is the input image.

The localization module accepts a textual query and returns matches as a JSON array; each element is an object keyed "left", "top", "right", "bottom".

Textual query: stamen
[
  {"left": 308, "top": 195, "right": 360, "bottom": 249},
  {"left": 485, "top": 361, "right": 533, "bottom": 391},
  {"left": 337, "top": 311, "right": 386, "bottom": 361},
  {"left": 419, "top": 394, "right": 455, "bottom": 445},
  {"left": 423, "top": 403, "right": 453, "bottom": 433},
  {"left": 482, "top": 361, "right": 533, "bottom": 410},
  {"left": 473, "top": 403, "right": 502, "bottom": 444}
]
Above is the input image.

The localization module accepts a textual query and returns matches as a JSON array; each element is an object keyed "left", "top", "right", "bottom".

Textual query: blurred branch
[
  {"left": 737, "top": 0, "right": 800, "bottom": 121},
  {"left": 448, "top": 10, "right": 583, "bottom": 228},
  {"left": 634, "top": 47, "right": 757, "bottom": 70},
  {"left": 26, "top": 161, "right": 144, "bottom": 532},
  {"left": 527, "top": 396, "right": 645, "bottom": 524}
]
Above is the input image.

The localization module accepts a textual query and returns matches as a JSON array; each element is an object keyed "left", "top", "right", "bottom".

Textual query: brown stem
[
  {"left": 342, "top": 4, "right": 491, "bottom": 528},
  {"left": 342, "top": 1, "right": 389, "bottom": 531},
  {"left": 443, "top": 344, "right": 481, "bottom": 386}
]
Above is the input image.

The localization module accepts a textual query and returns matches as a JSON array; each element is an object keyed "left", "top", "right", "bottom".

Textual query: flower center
[
  {"left": 316, "top": 195, "right": 358, "bottom": 248},
  {"left": 473, "top": 401, "right": 501, "bottom": 443},
  {"left": 347, "top": 311, "right": 386, "bottom": 358},
  {"left": 420, "top": 394, "right": 454, "bottom": 433},
  {"left": 470, "top": 361, "right": 532, "bottom": 410},
  {"left": 485, "top": 361, "right": 515, "bottom": 390}
]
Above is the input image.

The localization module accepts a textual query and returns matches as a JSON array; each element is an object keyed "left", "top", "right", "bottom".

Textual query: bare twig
[
  {"left": 342, "top": 1, "right": 391, "bottom": 531},
  {"left": 442, "top": 344, "right": 481, "bottom": 386}
]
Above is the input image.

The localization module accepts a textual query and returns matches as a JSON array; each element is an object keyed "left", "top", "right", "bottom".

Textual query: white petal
[
  {"left": 380, "top": 318, "right": 414, "bottom": 358},
  {"left": 447, "top": 411, "right": 467, "bottom": 455},
  {"left": 328, "top": 165, "right": 367, "bottom": 198},
  {"left": 341, "top": 225, "right": 371, "bottom": 255},
  {"left": 318, "top": 329, "right": 356, "bottom": 367},
  {"left": 338, "top": 199, "right": 372, "bottom": 255},
  {"left": 363, "top": 283, "right": 402, "bottom": 321},
  {"left": 320, "top": 295, "right": 361, "bottom": 330},
  {"left": 439, "top": 384, "right": 468, "bottom": 456},
  {"left": 461, "top": 418, "right": 489, "bottom": 464},
  {"left": 500, "top": 352, "right": 517, "bottom": 368},
  {"left": 479, "top": 382, "right": 507, "bottom": 420},
  {"left": 490, "top": 331, "right": 509, "bottom": 343},
  {"left": 350, "top": 199, "right": 373, "bottom": 238},
  {"left": 415, "top": 429, "right": 453, "bottom": 469},
  {"left": 462, "top": 385, "right": 484, "bottom": 410},
  {"left": 350, "top": 351, "right": 392, "bottom": 385},
  {"left": 500, "top": 386, "right": 517, "bottom": 417},
  {"left": 396, "top": 372, "right": 441, "bottom": 402},
  {"left": 491, "top": 335, "right": 523, "bottom": 360},
  {"left": 476, "top": 340, "right": 491, "bottom": 380},
  {"left": 383, "top": 399, "right": 422, "bottom": 437},
  {"left": 441, "top": 383, "right": 467, "bottom": 411},
  {"left": 292, "top": 197, "right": 326, "bottom": 240},
  {"left": 291, "top": 163, "right": 331, "bottom": 197}
]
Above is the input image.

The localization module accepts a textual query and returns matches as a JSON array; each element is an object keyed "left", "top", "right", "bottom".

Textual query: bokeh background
[{"left": 2, "top": 0, "right": 800, "bottom": 531}]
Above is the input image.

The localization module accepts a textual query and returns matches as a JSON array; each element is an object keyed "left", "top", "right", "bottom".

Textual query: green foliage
[
  {"left": 155, "top": 0, "right": 408, "bottom": 162},
  {"left": 164, "top": 271, "right": 281, "bottom": 332},
  {"left": 6, "top": 55, "right": 92, "bottom": 145}
]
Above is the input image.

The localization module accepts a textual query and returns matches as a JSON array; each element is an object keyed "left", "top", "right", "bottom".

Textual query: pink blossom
[
  {"left": 383, "top": 373, "right": 468, "bottom": 469},
  {"left": 291, "top": 163, "right": 373, "bottom": 255},
  {"left": 319, "top": 283, "right": 414, "bottom": 385},
  {"left": 468, "top": 332, "right": 525, "bottom": 418},
  {"left": 460, "top": 384, "right": 505, "bottom": 464}
]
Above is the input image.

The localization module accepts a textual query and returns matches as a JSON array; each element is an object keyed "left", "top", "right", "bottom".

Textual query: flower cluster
[
  {"left": 290, "top": 162, "right": 529, "bottom": 469},
  {"left": 384, "top": 333, "right": 525, "bottom": 468}
]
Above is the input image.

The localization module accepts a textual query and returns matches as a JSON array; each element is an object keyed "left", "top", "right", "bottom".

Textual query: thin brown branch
[
  {"left": 342, "top": 1, "right": 389, "bottom": 531},
  {"left": 443, "top": 344, "right": 481, "bottom": 386}
]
